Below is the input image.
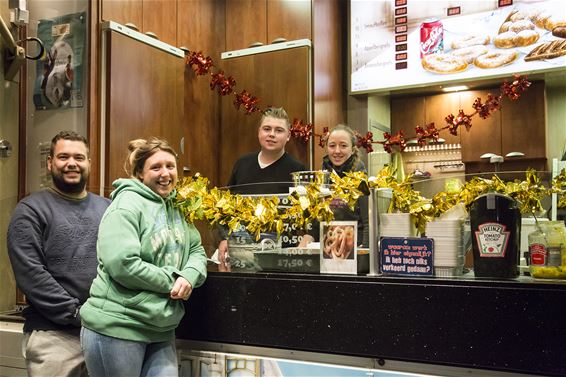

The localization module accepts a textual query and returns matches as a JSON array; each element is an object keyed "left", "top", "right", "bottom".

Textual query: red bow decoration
[
  {"left": 380, "top": 131, "right": 406, "bottom": 153},
  {"left": 502, "top": 74, "right": 531, "bottom": 101},
  {"left": 233, "top": 90, "right": 261, "bottom": 114},
  {"left": 356, "top": 131, "right": 374, "bottom": 153},
  {"left": 445, "top": 110, "right": 474, "bottom": 134},
  {"left": 473, "top": 94, "right": 501, "bottom": 119},
  {"left": 290, "top": 119, "right": 314, "bottom": 143},
  {"left": 186, "top": 51, "right": 213, "bottom": 76},
  {"left": 415, "top": 123, "right": 439, "bottom": 146},
  {"left": 210, "top": 71, "right": 236, "bottom": 96}
]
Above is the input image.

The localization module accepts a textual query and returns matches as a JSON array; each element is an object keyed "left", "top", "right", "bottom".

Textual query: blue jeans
[{"left": 80, "top": 327, "right": 178, "bottom": 377}]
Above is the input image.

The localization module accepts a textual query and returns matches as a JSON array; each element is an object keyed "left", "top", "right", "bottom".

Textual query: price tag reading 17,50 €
[{"left": 380, "top": 237, "right": 434, "bottom": 277}]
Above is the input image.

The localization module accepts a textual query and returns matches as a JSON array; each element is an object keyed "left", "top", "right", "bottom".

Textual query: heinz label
[
  {"left": 475, "top": 223, "right": 510, "bottom": 258},
  {"left": 529, "top": 243, "right": 547, "bottom": 265}
]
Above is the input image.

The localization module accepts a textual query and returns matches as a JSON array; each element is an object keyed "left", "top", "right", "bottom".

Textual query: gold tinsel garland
[{"left": 175, "top": 168, "right": 566, "bottom": 239}]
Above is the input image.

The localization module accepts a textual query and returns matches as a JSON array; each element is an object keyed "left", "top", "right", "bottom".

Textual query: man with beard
[{"left": 7, "top": 130, "right": 110, "bottom": 377}]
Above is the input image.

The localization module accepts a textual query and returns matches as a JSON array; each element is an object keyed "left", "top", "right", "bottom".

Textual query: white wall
[{"left": 546, "top": 79, "right": 566, "bottom": 163}]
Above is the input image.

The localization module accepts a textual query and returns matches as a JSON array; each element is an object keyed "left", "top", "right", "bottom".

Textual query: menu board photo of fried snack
[
  {"left": 320, "top": 221, "right": 358, "bottom": 275},
  {"left": 418, "top": 1, "right": 566, "bottom": 75},
  {"left": 351, "top": 0, "right": 566, "bottom": 93}
]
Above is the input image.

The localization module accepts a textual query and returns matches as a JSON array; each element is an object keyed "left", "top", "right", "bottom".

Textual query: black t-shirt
[{"left": 227, "top": 152, "right": 306, "bottom": 195}]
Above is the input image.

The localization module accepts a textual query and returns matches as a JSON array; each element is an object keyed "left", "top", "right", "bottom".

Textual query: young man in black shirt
[{"left": 218, "top": 107, "right": 305, "bottom": 269}]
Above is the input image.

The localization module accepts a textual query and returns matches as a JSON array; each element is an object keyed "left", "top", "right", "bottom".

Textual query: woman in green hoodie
[{"left": 80, "top": 138, "right": 207, "bottom": 377}]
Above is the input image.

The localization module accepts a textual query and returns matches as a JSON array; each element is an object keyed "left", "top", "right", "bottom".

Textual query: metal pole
[{"left": 368, "top": 188, "right": 392, "bottom": 276}]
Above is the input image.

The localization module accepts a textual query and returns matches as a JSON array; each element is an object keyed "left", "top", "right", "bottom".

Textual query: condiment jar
[{"left": 530, "top": 221, "right": 566, "bottom": 279}]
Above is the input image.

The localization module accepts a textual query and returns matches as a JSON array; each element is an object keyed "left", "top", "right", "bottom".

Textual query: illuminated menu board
[{"left": 350, "top": 0, "right": 566, "bottom": 94}]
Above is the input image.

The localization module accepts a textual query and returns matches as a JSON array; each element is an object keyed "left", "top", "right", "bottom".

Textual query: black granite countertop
[{"left": 177, "top": 272, "right": 566, "bottom": 376}]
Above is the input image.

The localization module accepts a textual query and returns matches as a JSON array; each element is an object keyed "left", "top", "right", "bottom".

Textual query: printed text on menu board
[{"left": 380, "top": 237, "right": 434, "bottom": 276}]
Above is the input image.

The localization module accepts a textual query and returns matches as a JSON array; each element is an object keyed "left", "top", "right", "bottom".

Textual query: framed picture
[{"left": 320, "top": 221, "right": 357, "bottom": 274}]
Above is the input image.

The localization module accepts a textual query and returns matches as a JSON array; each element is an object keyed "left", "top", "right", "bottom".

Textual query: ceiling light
[{"left": 442, "top": 85, "right": 468, "bottom": 92}]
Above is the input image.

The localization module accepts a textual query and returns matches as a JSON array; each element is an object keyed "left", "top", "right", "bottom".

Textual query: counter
[{"left": 177, "top": 272, "right": 566, "bottom": 376}]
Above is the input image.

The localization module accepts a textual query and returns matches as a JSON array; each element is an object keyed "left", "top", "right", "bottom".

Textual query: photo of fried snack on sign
[{"left": 322, "top": 224, "right": 356, "bottom": 260}]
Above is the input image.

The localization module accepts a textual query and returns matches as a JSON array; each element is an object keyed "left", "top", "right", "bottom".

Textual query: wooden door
[
  {"left": 459, "top": 89, "right": 502, "bottom": 163},
  {"left": 226, "top": 0, "right": 267, "bottom": 51},
  {"left": 143, "top": 0, "right": 178, "bottom": 46},
  {"left": 101, "top": 0, "right": 143, "bottom": 29},
  {"left": 267, "top": 0, "right": 312, "bottom": 43},
  {"left": 104, "top": 31, "right": 184, "bottom": 196},
  {"left": 218, "top": 46, "right": 311, "bottom": 186},
  {"left": 425, "top": 93, "right": 460, "bottom": 145},
  {"left": 390, "top": 95, "right": 425, "bottom": 140}
]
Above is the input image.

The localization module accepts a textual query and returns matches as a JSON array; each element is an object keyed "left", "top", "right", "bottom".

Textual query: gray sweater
[{"left": 7, "top": 189, "right": 110, "bottom": 332}]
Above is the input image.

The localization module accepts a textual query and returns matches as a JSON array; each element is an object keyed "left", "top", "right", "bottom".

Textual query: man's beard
[{"left": 51, "top": 171, "right": 87, "bottom": 194}]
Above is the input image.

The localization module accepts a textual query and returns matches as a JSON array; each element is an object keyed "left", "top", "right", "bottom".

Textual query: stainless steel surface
[
  {"left": 100, "top": 21, "right": 183, "bottom": 58},
  {"left": 1, "top": 13, "right": 25, "bottom": 81},
  {"left": 221, "top": 39, "right": 312, "bottom": 60},
  {"left": 0, "top": 320, "right": 26, "bottom": 376},
  {"left": 177, "top": 340, "right": 536, "bottom": 377}
]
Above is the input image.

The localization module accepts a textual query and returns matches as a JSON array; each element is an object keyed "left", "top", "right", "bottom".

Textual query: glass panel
[
  {"left": 194, "top": 169, "right": 565, "bottom": 282},
  {"left": 25, "top": 0, "right": 88, "bottom": 194}
]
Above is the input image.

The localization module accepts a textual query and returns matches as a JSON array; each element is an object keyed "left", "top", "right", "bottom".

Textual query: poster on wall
[
  {"left": 33, "top": 11, "right": 86, "bottom": 110},
  {"left": 350, "top": 0, "right": 566, "bottom": 93}
]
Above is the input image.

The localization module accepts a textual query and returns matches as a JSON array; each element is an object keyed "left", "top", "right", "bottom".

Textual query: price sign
[
  {"left": 276, "top": 194, "right": 309, "bottom": 248},
  {"left": 380, "top": 237, "right": 434, "bottom": 276},
  {"left": 256, "top": 247, "right": 320, "bottom": 273}
]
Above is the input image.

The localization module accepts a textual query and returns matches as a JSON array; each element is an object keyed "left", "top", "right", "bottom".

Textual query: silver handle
[{"left": 0, "top": 139, "right": 13, "bottom": 157}]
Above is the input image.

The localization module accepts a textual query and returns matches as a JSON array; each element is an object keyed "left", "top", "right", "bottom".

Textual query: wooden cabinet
[
  {"left": 101, "top": 0, "right": 142, "bottom": 30},
  {"left": 225, "top": 0, "right": 267, "bottom": 50},
  {"left": 390, "top": 95, "right": 425, "bottom": 139},
  {"left": 177, "top": 0, "right": 225, "bottom": 187},
  {"left": 101, "top": 0, "right": 177, "bottom": 46},
  {"left": 267, "top": 0, "right": 312, "bottom": 44},
  {"left": 459, "top": 89, "right": 501, "bottom": 162},
  {"left": 500, "top": 81, "right": 546, "bottom": 160},
  {"left": 102, "top": 30, "right": 184, "bottom": 196},
  {"left": 218, "top": 46, "right": 311, "bottom": 186},
  {"left": 391, "top": 94, "right": 461, "bottom": 144},
  {"left": 226, "top": 0, "right": 311, "bottom": 51},
  {"left": 424, "top": 93, "right": 461, "bottom": 145},
  {"left": 392, "top": 82, "right": 546, "bottom": 172},
  {"left": 460, "top": 81, "right": 546, "bottom": 169}
]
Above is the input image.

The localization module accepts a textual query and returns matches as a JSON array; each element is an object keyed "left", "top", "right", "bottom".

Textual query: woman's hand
[{"left": 170, "top": 276, "right": 193, "bottom": 300}]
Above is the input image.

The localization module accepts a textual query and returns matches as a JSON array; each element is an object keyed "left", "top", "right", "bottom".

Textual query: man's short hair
[
  {"left": 260, "top": 107, "right": 290, "bottom": 130},
  {"left": 50, "top": 130, "right": 89, "bottom": 157}
]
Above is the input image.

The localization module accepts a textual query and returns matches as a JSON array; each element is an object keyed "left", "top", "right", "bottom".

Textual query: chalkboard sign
[
  {"left": 277, "top": 194, "right": 312, "bottom": 248},
  {"left": 380, "top": 237, "right": 434, "bottom": 276}
]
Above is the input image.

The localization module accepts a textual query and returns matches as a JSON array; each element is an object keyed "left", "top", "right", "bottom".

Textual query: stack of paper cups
[
  {"left": 426, "top": 218, "right": 464, "bottom": 277},
  {"left": 379, "top": 213, "right": 416, "bottom": 237}
]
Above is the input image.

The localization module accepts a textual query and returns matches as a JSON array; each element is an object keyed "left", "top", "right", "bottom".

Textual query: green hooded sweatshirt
[{"left": 81, "top": 178, "right": 207, "bottom": 342}]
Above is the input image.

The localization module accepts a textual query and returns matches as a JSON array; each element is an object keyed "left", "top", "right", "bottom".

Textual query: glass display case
[{"left": 200, "top": 169, "right": 565, "bottom": 283}]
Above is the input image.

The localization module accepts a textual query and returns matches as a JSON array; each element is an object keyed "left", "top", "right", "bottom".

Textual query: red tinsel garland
[{"left": 185, "top": 48, "right": 531, "bottom": 154}]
